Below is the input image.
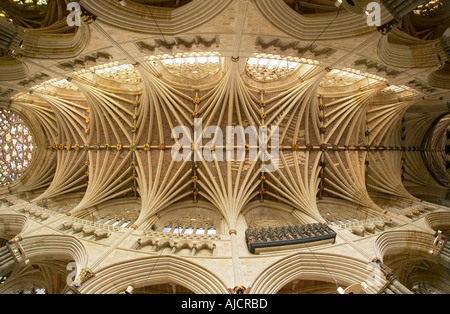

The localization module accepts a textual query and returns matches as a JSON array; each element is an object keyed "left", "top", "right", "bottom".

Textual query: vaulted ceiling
[{"left": 0, "top": 0, "right": 449, "bottom": 231}]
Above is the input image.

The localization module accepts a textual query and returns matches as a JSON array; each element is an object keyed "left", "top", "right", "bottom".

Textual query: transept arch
[
  {"left": 250, "top": 252, "right": 384, "bottom": 294},
  {"left": 374, "top": 230, "right": 450, "bottom": 294},
  {"left": 0, "top": 234, "right": 88, "bottom": 294}
]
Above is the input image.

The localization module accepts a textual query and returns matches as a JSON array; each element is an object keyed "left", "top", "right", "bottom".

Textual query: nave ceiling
[{"left": 0, "top": 0, "right": 448, "bottom": 233}]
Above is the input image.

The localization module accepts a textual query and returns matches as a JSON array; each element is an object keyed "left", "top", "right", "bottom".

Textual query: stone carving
[
  {"left": 254, "top": 37, "right": 336, "bottom": 59},
  {"left": 72, "top": 225, "right": 84, "bottom": 233},
  {"left": 136, "top": 236, "right": 215, "bottom": 256},
  {"left": 17, "top": 73, "right": 50, "bottom": 88},
  {"left": 352, "top": 58, "right": 401, "bottom": 78},
  {"left": 56, "top": 52, "right": 113, "bottom": 72},
  {"left": 248, "top": 217, "right": 286, "bottom": 230},
  {"left": 374, "top": 220, "right": 385, "bottom": 231},
  {"left": 82, "top": 227, "right": 96, "bottom": 236},
  {"left": 94, "top": 230, "right": 111, "bottom": 240},
  {"left": 406, "top": 79, "right": 437, "bottom": 94},
  {"left": 350, "top": 225, "right": 365, "bottom": 237},
  {"left": 165, "top": 214, "right": 216, "bottom": 231},
  {"left": 364, "top": 223, "right": 376, "bottom": 233},
  {"left": 135, "top": 36, "right": 221, "bottom": 54},
  {"left": 62, "top": 221, "right": 74, "bottom": 230}
]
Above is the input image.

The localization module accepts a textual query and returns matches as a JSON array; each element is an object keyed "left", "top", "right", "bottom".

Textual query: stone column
[{"left": 229, "top": 229, "right": 243, "bottom": 286}]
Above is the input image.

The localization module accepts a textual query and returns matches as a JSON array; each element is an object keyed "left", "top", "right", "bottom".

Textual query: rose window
[{"left": 0, "top": 109, "right": 36, "bottom": 186}]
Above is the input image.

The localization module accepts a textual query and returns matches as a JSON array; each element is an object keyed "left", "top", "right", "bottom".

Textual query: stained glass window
[{"left": 0, "top": 109, "right": 36, "bottom": 186}]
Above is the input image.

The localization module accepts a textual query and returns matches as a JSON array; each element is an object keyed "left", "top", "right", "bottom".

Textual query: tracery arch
[{"left": 155, "top": 201, "right": 223, "bottom": 236}]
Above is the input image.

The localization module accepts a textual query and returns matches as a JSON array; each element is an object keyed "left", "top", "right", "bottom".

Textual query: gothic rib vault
[{"left": 0, "top": 0, "right": 450, "bottom": 294}]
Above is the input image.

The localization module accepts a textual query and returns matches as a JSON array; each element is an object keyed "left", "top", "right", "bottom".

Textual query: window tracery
[
  {"left": 31, "top": 62, "right": 142, "bottom": 91},
  {"left": 162, "top": 214, "right": 217, "bottom": 235},
  {"left": 320, "top": 68, "right": 414, "bottom": 92},
  {"left": 320, "top": 69, "right": 367, "bottom": 87},
  {"left": 246, "top": 54, "right": 317, "bottom": 82},
  {"left": 31, "top": 78, "right": 79, "bottom": 92},
  {"left": 147, "top": 52, "right": 221, "bottom": 80},
  {"left": 72, "top": 62, "right": 142, "bottom": 84},
  {"left": 92, "top": 63, "right": 142, "bottom": 84},
  {"left": 0, "top": 110, "right": 35, "bottom": 186},
  {"left": 338, "top": 68, "right": 387, "bottom": 83},
  {"left": 95, "top": 209, "right": 138, "bottom": 229}
]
